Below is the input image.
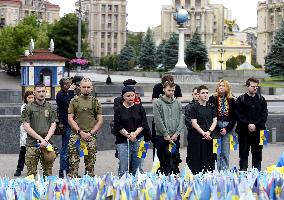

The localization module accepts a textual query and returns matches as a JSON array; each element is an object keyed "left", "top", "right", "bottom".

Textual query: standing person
[
  {"left": 185, "top": 87, "right": 199, "bottom": 167},
  {"left": 113, "top": 79, "right": 141, "bottom": 110},
  {"left": 151, "top": 75, "right": 183, "bottom": 160},
  {"left": 189, "top": 85, "right": 217, "bottom": 174},
  {"left": 208, "top": 80, "right": 236, "bottom": 171},
  {"left": 14, "top": 91, "right": 34, "bottom": 176},
  {"left": 56, "top": 78, "right": 76, "bottom": 178},
  {"left": 68, "top": 78, "right": 103, "bottom": 177},
  {"left": 113, "top": 86, "right": 150, "bottom": 177},
  {"left": 235, "top": 78, "right": 268, "bottom": 171},
  {"left": 21, "top": 83, "right": 57, "bottom": 177},
  {"left": 153, "top": 81, "right": 184, "bottom": 175}
]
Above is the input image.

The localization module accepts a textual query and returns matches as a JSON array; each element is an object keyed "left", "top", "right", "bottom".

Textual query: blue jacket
[{"left": 56, "top": 89, "right": 75, "bottom": 126}]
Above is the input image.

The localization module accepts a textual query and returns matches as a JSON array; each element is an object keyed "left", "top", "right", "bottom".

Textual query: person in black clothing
[
  {"left": 56, "top": 78, "right": 76, "bottom": 178},
  {"left": 151, "top": 75, "right": 182, "bottom": 160},
  {"left": 208, "top": 80, "right": 236, "bottom": 171},
  {"left": 189, "top": 85, "right": 217, "bottom": 174},
  {"left": 235, "top": 77, "right": 268, "bottom": 171},
  {"left": 185, "top": 87, "right": 199, "bottom": 167},
  {"left": 113, "top": 86, "right": 150, "bottom": 177},
  {"left": 113, "top": 79, "right": 141, "bottom": 110}
]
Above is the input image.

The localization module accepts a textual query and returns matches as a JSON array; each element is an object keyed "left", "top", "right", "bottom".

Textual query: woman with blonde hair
[{"left": 209, "top": 79, "right": 236, "bottom": 171}]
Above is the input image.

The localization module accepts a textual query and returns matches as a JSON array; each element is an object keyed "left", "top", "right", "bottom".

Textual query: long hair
[
  {"left": 23, "top": 90, "right": 34, "bottom": 104},
  {"left": 215, "top": 79, "right": 233, "bottom": 98}
]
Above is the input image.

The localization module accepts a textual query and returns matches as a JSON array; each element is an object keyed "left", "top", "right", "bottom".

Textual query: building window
[
  {"left": 114, "top": 43, "right": 117, "bottom": 48},
  {"left": 101, "top": 5, "right": 106, "bottom": 12},
  {"left": 108, "top": 23, "right": 112, "bottom": 28},
  {"left": 101, "top": 32, "right": 105, "bottom": 39},
  {"left": 114, "top": 5, "right": 118, "bottom": 12},
  {"left": 108, "top": 5, "right": 112, "bottom": 12},
  {"left": 101, "top": 52, "right": 105, "bottom": 57},
  {"left": 108, "top": 14, "right": 112, "bottom": 22},
  {"left": 107, "top": 32, "right": 111, "bottom": 39},
  {"left": 114, "top": 32, "right": 118, "bottom": 39},
  {"left": 101, "top": 43, "right": 104, "bottom": 48}
]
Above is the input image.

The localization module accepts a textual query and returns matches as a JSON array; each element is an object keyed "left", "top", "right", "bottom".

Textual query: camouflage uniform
[
  {"left": 68, "top": 95, "right": 102, "bottom": 177},
  {"left": 21, "top": 101, "right": 57, "bottom": 176}
]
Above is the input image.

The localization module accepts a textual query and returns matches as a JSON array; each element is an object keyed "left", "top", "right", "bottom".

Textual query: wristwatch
[
  {"left": 208, "top": 130, "right": 212, "bottom": 135},
  {"left": 77, "top": 129, "right": 81, "bottom": 135}
]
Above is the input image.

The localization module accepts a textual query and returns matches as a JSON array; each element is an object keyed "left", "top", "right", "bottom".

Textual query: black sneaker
[{"left": 14, "top": 170, "right": 21, "bottom": 176}]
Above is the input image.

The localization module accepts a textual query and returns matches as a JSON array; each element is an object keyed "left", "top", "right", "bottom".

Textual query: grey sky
[{"left": 49, "top": 0, "right": 260, "bottom": 32}]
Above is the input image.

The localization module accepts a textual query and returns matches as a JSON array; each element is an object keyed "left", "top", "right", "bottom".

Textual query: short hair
[
  {"left": 59, "top": 78, "right": 70, "bottom": 87},
  {"left": 246, "top": 77, "right": 259, "bottom": 86},
  {"left": 192, "top": 87, "right": 198, "bottom": 92},
  {"left": 197, "top": 85, "right": 208, "bottom": 93},
  {"left": 163, "top": 80, "right": 176, "bottom": 88},
  {"left": 161, "top": 75, "right": 174, "bottom": 85},
  {"left": 80, "top": 77, "right": 92, "bottom": 85},
  {"left": 34, "top": 82, "right": 46, "bottom": 89},
  {"left": 23, "top": 90, "right": 34, "bottom": 104}
]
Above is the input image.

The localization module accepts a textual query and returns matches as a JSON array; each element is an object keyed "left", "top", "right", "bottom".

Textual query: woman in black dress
[{"left": 189, "top": 85, "right": 217, "bottom": 174}]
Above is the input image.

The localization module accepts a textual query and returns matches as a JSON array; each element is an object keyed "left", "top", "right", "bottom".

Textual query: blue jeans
[
  {"left": 59, "top": 126, "right": 71, "bottom": 174},
  {"left": 217, "top": 121, "right": 230, "bottom": 171},
  {"left": 116, "top": 139, "right": 142, "bottom": 177}
]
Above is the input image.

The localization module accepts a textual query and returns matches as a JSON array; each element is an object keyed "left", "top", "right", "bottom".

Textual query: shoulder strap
[{"left": 92, "top": 96, "right": 99, "bottom": 119}]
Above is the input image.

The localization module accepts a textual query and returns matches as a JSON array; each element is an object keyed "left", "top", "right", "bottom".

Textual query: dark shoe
[{"left": 14, "top": 170, "right": 21, "bottom": 176}]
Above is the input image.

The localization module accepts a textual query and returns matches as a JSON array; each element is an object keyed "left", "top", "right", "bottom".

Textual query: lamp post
[
  {"left": 76, "top": 0, "right": 83, "bottom": 72},
  {"left": 218, "top": 48, "right": 226, "bottom": 70}
]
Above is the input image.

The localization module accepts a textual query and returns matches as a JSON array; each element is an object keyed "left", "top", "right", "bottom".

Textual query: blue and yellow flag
[
  {"left": 168, "top": 142, "right": 176, "bottom": 154},
  {"left": 75, "top": 139, "right": 88, "bottom": 157},
  {"left": 259, "top": 130, "right": 269, "bottom": 145},
  {"left": 137, "top": 141, "right": 149, "bottom": 158},
  {"left": 230, "top": 135, "right": 238, "bottom": 151},
  {"left": 213, "top": 139, "right": 221, "bottom": 154}
]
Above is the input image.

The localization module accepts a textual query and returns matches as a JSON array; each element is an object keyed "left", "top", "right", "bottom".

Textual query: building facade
[
  {"left": 158, "top": 0, "right": 230, "bottom": 48},
  {"left": 257, "top": 0, "right": 284, "bottom": 66},
  {"left": 0, "top": 0, "right": 59, "bottom": 28},
  {"left": 81, "top": 0, "right": 127, "bottom": 62}
]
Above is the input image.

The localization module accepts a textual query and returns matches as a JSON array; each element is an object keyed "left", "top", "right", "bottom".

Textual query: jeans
[
  {"left": 116, "top": 139, "right": 142, "bottom": 177},
  {"left": 59, "top": 126, "right": 71, "bottom": 176},
  {"left": 217, "top": 121, "right": 230, "bottom": 171}
]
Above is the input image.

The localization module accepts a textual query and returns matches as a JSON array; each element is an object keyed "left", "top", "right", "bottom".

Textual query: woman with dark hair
[
  {"left": 14, "top": 90, "right": 34, "bottom": 176},
  {"left": 209, "top": 80, "right": 236, "bottom": 171},
  {"left": 113, "top": 86, "right": 150, "bottom": 177}
]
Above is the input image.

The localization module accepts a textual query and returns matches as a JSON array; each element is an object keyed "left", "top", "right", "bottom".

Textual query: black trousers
[
  {"left": 16, "top": 146, "right": 26, "bottom": 171},
  {"left": 155, "top": 135, "right": 181, "bottom": 175},
  {"left": 238, "top": 133, "right": 263, "bottom": 171}
]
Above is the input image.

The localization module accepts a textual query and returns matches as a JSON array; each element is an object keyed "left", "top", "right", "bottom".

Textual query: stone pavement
[{"left": 1, "top": 143, "right": 283, "bottom": 178}]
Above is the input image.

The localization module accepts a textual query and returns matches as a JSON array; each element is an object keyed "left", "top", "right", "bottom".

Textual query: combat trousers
[
  {"left": 25, "top": 146, "right": 54, "bottom": 177},
  {"left": 68, "top": 134, "right": 97, "bottom": 177}
]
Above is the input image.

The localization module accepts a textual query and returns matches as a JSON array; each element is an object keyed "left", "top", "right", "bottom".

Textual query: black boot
[{"left": 14, "top": 169, "right": 21, "bottom": 176}]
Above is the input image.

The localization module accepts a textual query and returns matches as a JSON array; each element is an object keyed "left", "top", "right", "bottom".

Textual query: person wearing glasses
[{"left": 235, "top": 77, "right": 268, "bottom": 171}]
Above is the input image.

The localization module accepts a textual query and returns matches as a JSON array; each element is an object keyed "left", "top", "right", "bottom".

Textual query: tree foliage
[
  {"left": 265, "top": 21, "right": 284, "bottom": 77},
  {"left": 48, "top": 13, "right": 90, "bottom": 60},
  {"left": 226, "top": 56, "right": 239, "bottom": 70},
  {"left": 139, "top": 28, "right": 156, "bottom": 71},
  {"left": 118, "top": 44, "right": 135, "bottom": 71},
  {"left": 100, "top": 55, "right": 119, "bottom": 71},
  {"left": 155, "top": 40, "right": 166, "bottom": 65},
  {"left": 127, "top": 32, "right": 143, "bottom": 57},
  {"left": 164, "top": 33, "right": 178, "bottom": 70},
  {"left": 185, "top": 31, "right": 208, "bottom": 71}
]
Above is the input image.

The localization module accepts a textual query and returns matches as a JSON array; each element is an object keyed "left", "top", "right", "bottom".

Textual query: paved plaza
[{"left": 1, "top": 143, "right": 284, "bottom": 178}]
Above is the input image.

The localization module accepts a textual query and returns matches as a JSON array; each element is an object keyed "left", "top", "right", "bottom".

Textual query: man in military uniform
[
  {"left": 21, "top": 83, "right": 57, "bottom": 176},
  {"left": 68, "top": 78, "right": 103, "bottom": 177}
]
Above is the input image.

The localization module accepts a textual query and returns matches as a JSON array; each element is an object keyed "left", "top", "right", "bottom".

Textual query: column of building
[{"left": 117, "top": 4, "right": 122, "bottom": 54}]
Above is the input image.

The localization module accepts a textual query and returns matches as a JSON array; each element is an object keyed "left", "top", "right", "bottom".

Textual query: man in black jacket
[{"left": 235, "top": 77, "right": 268, "bottom": 171}]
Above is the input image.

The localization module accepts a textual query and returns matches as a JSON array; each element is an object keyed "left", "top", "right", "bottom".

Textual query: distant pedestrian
[
  {"left": 68, "top": 78, "right": 103, "bottom": 177},
  {"left": 21, "top": 83, "right": 57, "bottom": 177},
  {"left": 235, "top": 78, "right": 268, "bottom": 171},
  {"left": 56, "top": 78, "right": 76, "bottom": 178},
  {"left": 189, "top": 85, "right": 217, "bottom": 174},
  {"left": 209, "top": 80, "right": 236, "bottom": 171},
  {"left": 185, "top": 87, "right": 199, "bottom": 167},
  {"left": 153, "top": 80, "right": 184, "bottom": 175},
  {"left": 14, "top": 91, "right": 34, "bottom": 177},
  {"left": 113, "top": 86, "right": 150, "bottom": 177}
]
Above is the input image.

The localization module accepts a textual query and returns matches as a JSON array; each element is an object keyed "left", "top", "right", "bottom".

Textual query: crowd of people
[{"left": 14, "top": 75, "right": 268, "bottom": 177}]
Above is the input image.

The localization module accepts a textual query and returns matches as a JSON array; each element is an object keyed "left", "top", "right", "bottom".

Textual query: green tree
[
  {"left": 0, "top": 27, "right": 18, "bottom": 66},
  {"left": 127, "top": 32, "right": 143, "bottom": 57},
  {"left": 101, "top": 55, "right": 119, "bottom": 71},
  {"left": 226, "top": 56, "right": 238, "bottom": 70},
  {"left": 118, "top": 44, "right": 135, "bottom": 71},
  {"left": 164, "top": 33, "right": 178, "bottom": 70},
  {"left": 236, "top": 55, "right": 246, "bottom": 65},
  {"left": 48, "top": 13, "right": 90, "bottom": 60},
  {"left": 139, "top": 28, "right": 156, "bottom": 71},
  {"left": 265, "top": 21, "right": 284, "bottom": 76},
  {"left": 36, "top": 21, "right": 52, "bottom": 49},
  {"left": 185, "top": 31, "right": 208, "bottom": 71},
  {"left": 155, "top": 40, "right": 166, "bottom": 65}
]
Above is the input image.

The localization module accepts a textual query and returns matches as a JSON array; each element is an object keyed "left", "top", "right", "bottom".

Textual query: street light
[
  {"left": 76, "top": 0, "right": 83, "bottom": 72},
  {"left": 218, "top": 48, "right": 226, "bottom": 70}
]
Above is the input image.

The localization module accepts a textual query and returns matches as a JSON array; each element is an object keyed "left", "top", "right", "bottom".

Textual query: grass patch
[
  {"left": 263, "top": 76, "right": 284, "bottom": 81},
  {"left": 259, "top": 82, "right": 284, "bottom": 88}
]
